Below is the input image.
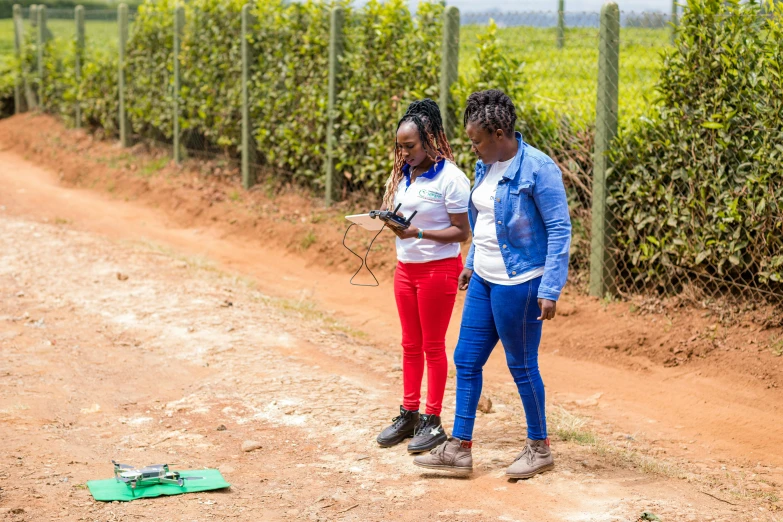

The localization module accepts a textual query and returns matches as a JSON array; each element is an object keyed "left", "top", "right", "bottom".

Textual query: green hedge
[
  {"left": 2, "top": 0, "right": 610, "bottom": 279},
  {"left": 609, "top": 0, "right": 783, "bottom": 292},
  {"left": 0, "top": 56, "right": 14, "bottom": 116},
  {"left": 125, "top": 0, "right": 173, "bottom": 141},
  {"left": 7, "top": 0, "right": 581, "bottom": 197},
  {"left": 9, "top": 0, "right": 781, "bottom": 301}
]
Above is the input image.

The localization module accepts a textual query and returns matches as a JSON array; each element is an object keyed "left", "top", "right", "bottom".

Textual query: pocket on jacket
[
  {"left": 510, "top": 183, "right": 533, "bottom": 214},
  {"left": 507, "top": 183, "right": 542, "bottom": 254}
]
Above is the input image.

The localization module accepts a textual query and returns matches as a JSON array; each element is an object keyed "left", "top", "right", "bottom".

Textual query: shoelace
[
  {"left": 413, "top": 416, "right": 429, "bottom": 437},
  {"left": 430, "top": 440, "right": 449, "bottom": 456},
  {"left": 390, "top": 413, "right": 410, "bottom": 429},
  {"left": 515, "top": 444, "right": 535, "bottom": 465}
]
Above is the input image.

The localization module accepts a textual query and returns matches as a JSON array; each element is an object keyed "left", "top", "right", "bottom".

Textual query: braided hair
[
  {"left": 382, "top": 99, "right": 454, "bottom": 210},
  {"left": 463, "top": 89, "right": 517, "bottom": 137}
]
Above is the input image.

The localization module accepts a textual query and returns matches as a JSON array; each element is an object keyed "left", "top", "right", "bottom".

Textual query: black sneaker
[
  {"left": 407, "top": 414, "right": 448, "bottom": 453},
  {"left": 377, "top": 406, "right": 419, "bottom": 447}
]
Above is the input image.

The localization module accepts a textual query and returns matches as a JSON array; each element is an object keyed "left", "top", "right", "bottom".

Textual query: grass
[
  {"left": 269, "top": 295, "right": 368, "bottom": 339},
  {"left": 299, "top": 230, "right": 317, "bottom": 251},
  {"left": 140, "top": 156, "right": 169, "bottom": 178},
  {"left": 0, "top": 17, "right": 122, "bottom": 58},
  {"left": 550, "top": 406, "right": 684, "bottom": 478},
  {"left": 769, "top": 336, "right": 783, "bottom": 357},
  {"left": 460, "top": 25, "right": 669, "bottom": 129}
]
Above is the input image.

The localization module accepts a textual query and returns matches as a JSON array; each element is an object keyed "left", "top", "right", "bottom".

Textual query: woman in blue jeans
[{"left": 414, "top": 89, "right": 571, "bottom": 478}]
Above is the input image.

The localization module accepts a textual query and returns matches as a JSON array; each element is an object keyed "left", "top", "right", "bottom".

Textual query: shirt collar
[{"left": 402, "top": 159, "right": 446, "bottom": 188}]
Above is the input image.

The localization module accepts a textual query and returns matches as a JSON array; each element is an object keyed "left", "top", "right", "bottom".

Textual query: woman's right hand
[{"left": 458, "top": 268, "right": 473, "bottom": 291}]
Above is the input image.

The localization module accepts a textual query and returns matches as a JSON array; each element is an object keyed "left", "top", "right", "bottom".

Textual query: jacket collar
[{"left": 476, "top": 132, "right": 525, "bottom": 181}]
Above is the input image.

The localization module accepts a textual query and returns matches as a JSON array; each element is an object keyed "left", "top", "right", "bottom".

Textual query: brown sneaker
[
  {"left": 506, "top": 438, "right": 554, "bottom": 479},
  {"left": 413, "top": 437, "right": 473, "bottom": 474}
]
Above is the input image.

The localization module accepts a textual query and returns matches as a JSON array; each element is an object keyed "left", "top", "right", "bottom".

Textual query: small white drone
[{"left": 112, "top": 461, "right": 203, "bottom": 490}]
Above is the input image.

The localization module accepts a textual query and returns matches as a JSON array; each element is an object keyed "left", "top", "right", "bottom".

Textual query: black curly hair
[
  {"left": 463, "top": 89, "right": 517, "bottom": 137},
  {"left": 383, "top": 98, "right": 454, "bottom": 209}
]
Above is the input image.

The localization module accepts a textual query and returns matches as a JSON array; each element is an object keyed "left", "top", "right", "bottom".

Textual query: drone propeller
[
  {"left": 112, "top": 460, "right": 135, "bottom": 470},
  {"left": 182, "top": 476, "right": 204, "bottom": 481}
]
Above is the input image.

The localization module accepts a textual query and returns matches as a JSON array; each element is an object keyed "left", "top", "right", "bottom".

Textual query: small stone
[
  {"left": 477, "top": 395, "right": 493, "bottom": 414},
  {"left": 390, "top": 363, "right": 402, "bottom": 372},
  {"left": 242, "top": 440, "right": 263, "bottom": 452},
  {"left": 116, "top": 273, "right": 129, "bottom": 281},
  {"left": 216, "top": 424, "right": 227, "bottom": 431},
  {"left": 15, "top": 291, "right": 24, "bottom": 297}
]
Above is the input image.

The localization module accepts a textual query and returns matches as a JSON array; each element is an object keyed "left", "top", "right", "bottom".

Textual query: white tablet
[{"left": 345, "top": 213, "right": 385, "bottom": 231}]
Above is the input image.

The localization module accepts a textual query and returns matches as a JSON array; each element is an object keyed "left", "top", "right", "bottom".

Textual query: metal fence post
[
  {"left": 589, "top": 1, "right": 619, "bottom": 298},
  {"left": 439, "top": 6, "right": 459, "bottom": 140},
  {"left": 75, "top": 5, "right": 85, "bottom": 128},
  {"left": 557, "top": 0, "right": 565, "bottom": 49},
  {"left": 25, "top": 5, "right": 37, "bottom": 109},
  {"left": 118, "top": 3, "right": 129, "bottom": 147},
  {"left": 12, "top": 4, "right": 23, "bottom": 114},
  {"left": 173, "top": 5, "right": 184, "bottom": 163},
  {"left": 324, "top": 6, "right": 344, "bottom": 206},
  {"left": 241, "top": 4, "right": 256, "bottom": 189},
  {"left": 36, "top": 4, "right": 46, "bottom": 108},
  {"left": 671, "top": 0, "right": 678, "bottom": 45}
]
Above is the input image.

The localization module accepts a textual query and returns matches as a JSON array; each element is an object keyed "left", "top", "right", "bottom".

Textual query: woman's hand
[
  {"left": 537, "top": 299, "right": 557, "bottom": 320},
  {"left": 391, "top": 226, "right": 420, "bottom": 240},
  {"left": 458, "top": 268, "right": 473, "bottom": 291}
]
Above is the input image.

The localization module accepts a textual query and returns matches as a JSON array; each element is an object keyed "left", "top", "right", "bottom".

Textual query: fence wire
[{"left": 6, "top": 2, "right": 782, "bottom": 312}]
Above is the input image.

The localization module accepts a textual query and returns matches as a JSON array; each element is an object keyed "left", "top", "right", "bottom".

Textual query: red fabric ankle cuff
[{"left": 460, "top": 440, "right": 473, "bottom": 449}]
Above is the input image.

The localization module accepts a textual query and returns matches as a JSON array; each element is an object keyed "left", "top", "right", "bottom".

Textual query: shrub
[
  {"left": 180, "top": 0, "right": 244, "bottom": 154},
  {"left": 124, "top": 0, "right": 174, "bottom": 142},
  {"left": 609, "top": 0, "right": 783, "bottom": 294},
  {"left": 249, "top": 0, "right": 333, "bottom": 184}
]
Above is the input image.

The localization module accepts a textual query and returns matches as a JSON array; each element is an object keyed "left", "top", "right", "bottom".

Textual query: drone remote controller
[{"left": 369, "top": 204, "right": 417, "bottom": 230}]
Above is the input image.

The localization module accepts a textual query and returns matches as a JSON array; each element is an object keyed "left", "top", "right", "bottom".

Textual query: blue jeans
[{"left": 452, "top": 274, "right": 547, "bottom": 441}]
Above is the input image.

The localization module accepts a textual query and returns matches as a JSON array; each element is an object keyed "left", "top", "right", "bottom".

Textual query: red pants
[{"left": 394, "top": 256, "right": 462, "bottom": 416}]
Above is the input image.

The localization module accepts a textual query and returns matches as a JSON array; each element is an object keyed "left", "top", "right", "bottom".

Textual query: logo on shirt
[{"left": 417, "top": 189, "right": 443, "bottom": 203}]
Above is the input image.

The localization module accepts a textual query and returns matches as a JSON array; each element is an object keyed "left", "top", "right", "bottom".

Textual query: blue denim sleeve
[
  {"left": 532, "top": 161, "right": 572, "bottom": 301},
  {"left": 465, "top": 242, "right": 476, "bottom": 270}
]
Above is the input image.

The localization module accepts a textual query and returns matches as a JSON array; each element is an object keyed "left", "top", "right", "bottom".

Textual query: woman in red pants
[{"left": 376, "top": 99, "right": 471, "bottom": 453}]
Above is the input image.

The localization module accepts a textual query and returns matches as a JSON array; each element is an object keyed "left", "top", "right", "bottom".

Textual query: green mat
[{"left": 87, "top": 469, "right": 230, "bottom": 502}]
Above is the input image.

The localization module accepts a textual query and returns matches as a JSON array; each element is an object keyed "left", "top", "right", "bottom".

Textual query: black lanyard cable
[{"left": 342, "top": 223, "right": 386, "bottom": 287}]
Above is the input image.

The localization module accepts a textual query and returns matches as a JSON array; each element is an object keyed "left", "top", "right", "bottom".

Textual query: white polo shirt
[{"left": 393, "top": 159, "right": 471, "bottom": 263}]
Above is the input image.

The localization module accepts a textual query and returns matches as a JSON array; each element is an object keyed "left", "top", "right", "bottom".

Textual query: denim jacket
[{"left": 465, "top": 132, "right": 572, "bottom": 301}]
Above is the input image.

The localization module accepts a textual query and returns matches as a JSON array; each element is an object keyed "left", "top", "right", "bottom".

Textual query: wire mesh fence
[
  {"left": 595, "top": 5, "right": 783, "bottom": 314},
  {"left": 5, "top": 0, "right": 782, "bottom": 313}
]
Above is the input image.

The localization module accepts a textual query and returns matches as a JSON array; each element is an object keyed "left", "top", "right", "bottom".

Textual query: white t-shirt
[
  {"left": 471, "top": 158, "right": 545, "bottom": 285},
  {"left": 393, "top": 160, "right": 471, "bottom": 263}
]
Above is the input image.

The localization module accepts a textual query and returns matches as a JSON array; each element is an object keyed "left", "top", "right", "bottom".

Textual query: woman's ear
[{"left": 494, "top": 128, "right": 505, "bottom": 141}]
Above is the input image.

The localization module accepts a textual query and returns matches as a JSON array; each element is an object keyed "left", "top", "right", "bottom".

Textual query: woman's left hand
[
  {"left": 391, "top": 226, "right": 420, "bottom": 240},
  {"left": 537, "top": 299, "right": 557, "bottom": 321}
]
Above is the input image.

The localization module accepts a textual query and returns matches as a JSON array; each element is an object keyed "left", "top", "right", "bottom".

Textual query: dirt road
[{"left": 0, "top": 116, "right": 781, "bottom": 520}]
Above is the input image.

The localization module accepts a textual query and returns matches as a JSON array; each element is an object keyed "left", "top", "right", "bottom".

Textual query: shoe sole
[
  {"left": 505, "top": 463, "right": 554, "bottom": 479},
  {"left": 376, "top": 433, "right": 413, "bottom": 448},
  {"left": 413, "top": 461, "right": 472, "bottom": 474},
  {"left": 407, "top": 435, "right": 448, "bottom": 454}
]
